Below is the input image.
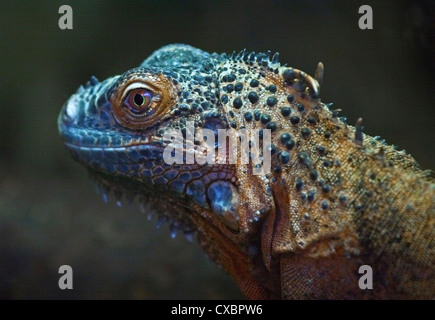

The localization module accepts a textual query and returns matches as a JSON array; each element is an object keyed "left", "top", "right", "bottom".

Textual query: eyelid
[
  {"left": 123, "top": 85, "right": 162, "bottom": 106},
  {"left": 122, "top": 82, "right": 154, "bottom": 101}
]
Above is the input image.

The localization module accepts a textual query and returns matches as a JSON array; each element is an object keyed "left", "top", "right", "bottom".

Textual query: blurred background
[{"left": 0, "top": 0, "right": 433, "bottom": 299}]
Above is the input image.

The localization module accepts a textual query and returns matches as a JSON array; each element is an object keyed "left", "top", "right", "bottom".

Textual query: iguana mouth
[{"left": 64, "top": 141, "right": 163, "bottom": 165}]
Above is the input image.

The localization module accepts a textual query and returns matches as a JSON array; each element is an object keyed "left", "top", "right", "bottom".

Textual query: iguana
[{"left": 58, "top": 44, "right": 434, "bottom": 299}]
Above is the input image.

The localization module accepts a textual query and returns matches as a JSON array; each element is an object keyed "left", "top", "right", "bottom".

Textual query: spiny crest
[
  {"left": 225, "top": 48, "right": 324, "bottom": 100},
  {"left": 226, "top": 49, "right": 282, "bottom": 70}
]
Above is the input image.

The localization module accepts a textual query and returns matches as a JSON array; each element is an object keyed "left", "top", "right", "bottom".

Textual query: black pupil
[{"left": 133, "top": 93, "right": 144, "bottom": 106}]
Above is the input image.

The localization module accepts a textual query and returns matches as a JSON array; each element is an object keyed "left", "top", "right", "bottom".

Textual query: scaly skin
[{"left": 58, "top": 44, "right": 434, "bottom": 299}]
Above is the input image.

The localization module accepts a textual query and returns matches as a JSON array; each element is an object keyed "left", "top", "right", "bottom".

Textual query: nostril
[
  {"left": 207, "top": 181, "right": 240, "bottom": 231},
  {"left": 63, "top": 99, "right": 79, "bottom": 123},
  {"left": 62, "top": 111, "right": 73, "bottom": 124}
]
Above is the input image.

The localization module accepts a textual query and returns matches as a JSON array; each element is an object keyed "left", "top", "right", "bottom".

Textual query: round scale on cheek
[
  {"left": 290, "top": 115, "right": 300, "bottom": 124},
  {"left": 233, "top": 97, "right": 243, "bottom": 109},
  {"left": 301, "top": 127, "right": 311, "bottom": 138},
  {"left": 250, "top": 79, "right": 259, "bottom": 87},
  {"left": 260, "top": 114, "right": 271, "bottom": 124},
  {"left": 248, "top": 92, "right": 259, "bottom": 104},
  {"left": 234, "top": 82, "right": 243, "bottom": 91},
  {"left": 280, "top": 133, "right": 292, "bottom": 144},
  {"left": 266, "top": 96, "right": 277, "bottom": 107},
  {"left": 186, "top": 179, "right": 209, "bottom": 209},
  {"left": 266, "top": 121, "right": 277, "bottom": 132},
  {"left": 244, "top": 111, "right": 253, "bottom": 122},
  {"left": 207, "top": 181, "right": 239, "bottom": 231},
  {"left": 281, "top": 106, "right": 292, "bottom": 117}
]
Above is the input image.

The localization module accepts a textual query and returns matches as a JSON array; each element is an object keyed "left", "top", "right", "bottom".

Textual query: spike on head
[
  {"left": 315, "top": 62, "right": 324, "bottom": 86},
  {"left": 355, "top": 117, "right": 364, "bottom": 146},
  {"left": 271, "top": 52, "right": 279, "bottom": 64},
  {"left": 280, "top": 66, "right": 321, "bottom": 99}
]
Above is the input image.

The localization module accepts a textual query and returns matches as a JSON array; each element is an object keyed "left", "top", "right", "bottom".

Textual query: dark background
[{"left": 0, "top": 0, "right": 433, "bottom": 299}]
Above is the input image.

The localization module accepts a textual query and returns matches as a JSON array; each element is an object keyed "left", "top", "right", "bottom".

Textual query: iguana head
[
  {"left": 58, "top": 44, "right": 246, "bottom": 233},
  {"left": 59, "top": 44, "right": 326, "bottom": 298}
]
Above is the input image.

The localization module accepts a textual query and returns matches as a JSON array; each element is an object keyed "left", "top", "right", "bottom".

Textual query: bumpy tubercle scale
[{"left": 58, "top": 44, "right": 434, "bottom": 299}]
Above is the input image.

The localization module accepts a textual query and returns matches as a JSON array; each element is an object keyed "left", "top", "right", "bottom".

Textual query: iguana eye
[
  {"left": 123, "top": 88, "right": 153, "bottom": 115},
  {"left": 119, "top": 82, "right": 160, "bottom": 118},
  {"left": 110, "top": 74, "right": 178, "bottom": 130}
]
